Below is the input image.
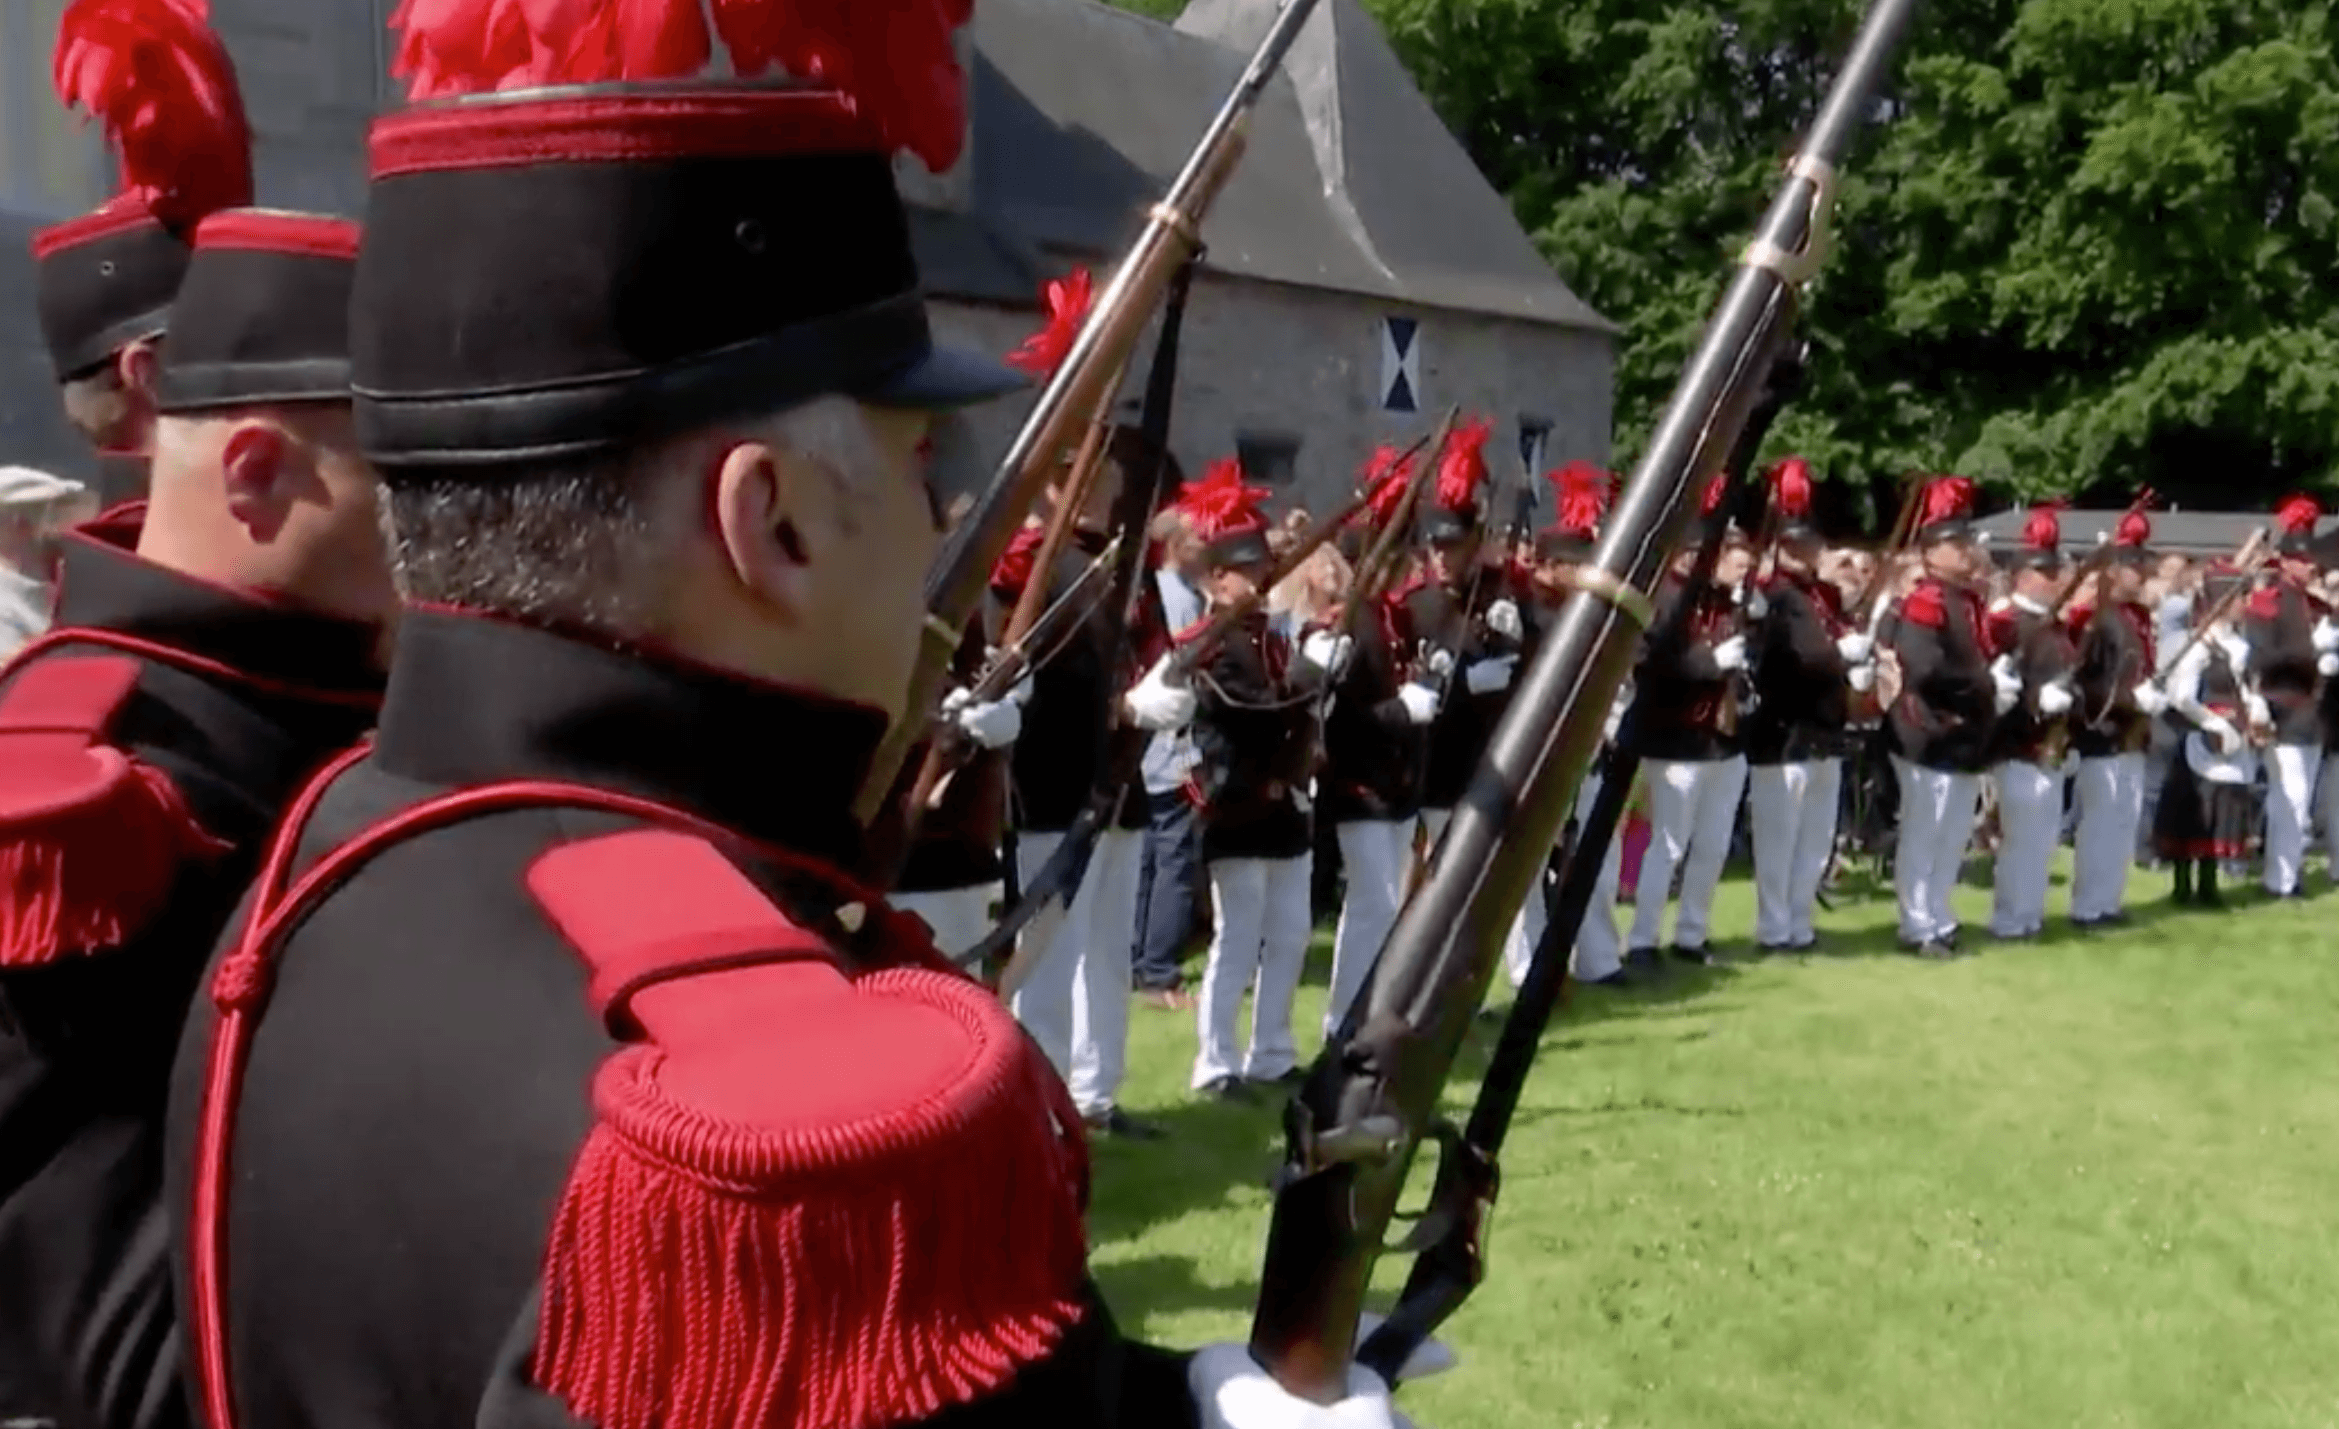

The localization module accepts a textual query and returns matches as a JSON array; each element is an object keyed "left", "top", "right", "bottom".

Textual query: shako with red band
[
  {"left": 154, "top": 210, "right": 362, "bottom": 415},
  {"left": 1912, "top": 474, "right": 1977, "bottom": 545},
  {"left": 2010, "top": 501, "right": 2063, "bottom": 572},
  {"left": 1418, "top": 416, "right": 1492, "bottom": 545},
  {"left": 32, "top": 0, "right": 253, "bottom": 382},
  {"left": 1536, "top": 459, "right": 1610, "bottom": 563},
  {"left": 2274, "top": 494, "right": 2320, "bottom": 558},
  {"left": 1767, "top": 456, "right": 1817, "bottom": 543},
  {"left": 1180, "top": 458, "right": 1274, "bottom": 569},
  {"left": 2108, "top": 506, "right": 2154, "bottom": 565}
]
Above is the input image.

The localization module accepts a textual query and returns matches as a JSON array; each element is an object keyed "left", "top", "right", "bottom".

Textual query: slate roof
[
  {"left": 1970, "top": 508, "right": 2332, "bottom": 560},
  {"left": 942, "top": 0, "right": 1611, "bottom": 331}
]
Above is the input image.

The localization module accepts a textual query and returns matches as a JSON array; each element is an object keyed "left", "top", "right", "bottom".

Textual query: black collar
[
  {"left": 54, "top": 511, "right": 383, "bottom": 702},
  {"left": 372, "top": 609, "right": 885, "bottom": 868}
]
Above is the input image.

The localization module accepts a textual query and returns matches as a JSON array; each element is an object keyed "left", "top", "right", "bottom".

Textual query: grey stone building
[{"left": 0, "top": 0, "right": 1614, "bottom": 513}]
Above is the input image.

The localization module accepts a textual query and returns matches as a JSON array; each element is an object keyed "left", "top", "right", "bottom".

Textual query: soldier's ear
[
  {"left": 709, "top": 438, "right": 818, "bottom": 625},
  {"left": 221, "top": 420, "right": 293, "bottom": 543},
  {"left": 116, "top": 339, "right": 161, "bottom": 401}
]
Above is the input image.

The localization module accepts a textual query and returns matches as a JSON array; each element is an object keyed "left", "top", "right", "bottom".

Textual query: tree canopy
[{"left": 1116, "top": 0, "right": 2339, "bottom": 525}]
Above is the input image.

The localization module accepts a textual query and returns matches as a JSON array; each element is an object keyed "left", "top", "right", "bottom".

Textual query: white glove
[
  {"left": 1847, "top": 663, "right": 1875, "bottom": 694},
  {"left": 1301, "top": 631, "right": 1355, "bottom": 677},
  {"left": 1991, "top": 662, "right": 2022, "bottom": 714},
  {"left": 2247, "top": 692, "right": 2273, "bottom": 728},
  {"left": 1709, "top": 634, "right": 1748, "bottom": 673},
  {"left": 2130, "top": 680, "right": 2168, "bottom": 716},
  {"left": 1395, "top": 681, "right": 1441, "bottom": 725},
  {"left": 1835, "top": 632, "right": 1873, "bottom": 665},
  {"left": 1463, "top": 655, "right": 1517, "bottom": 695},
  {"left": 2036, "top": 680, "right": 2075, "bottom": 717},
  {"left": 940, "top": 688, "right": 1021, "bottom": 749},
  {"left": 2314, "top": 617, "right": 2339, "bottom": 654},
  {"left": 1423, "top": 648, "right": 1456, "bottom": 682},
  {"left": 1485, "top": 598, "right": 1522, "bottom": 642},
  {"left": 1743, "top": 588, "right": 1769, "bottom": 622},
  {"left": 2201, "top": 714, "right": 2243, "bottom": 757},
  {"left": 1988, "top": 653, "right": 2017, "bottom": 684},
  {"left": 1122, "top": 655, "right": 1197, "bottom": 732},
  {"left": 2321, "top": 652, "right": 2339, "bottom": 678}
]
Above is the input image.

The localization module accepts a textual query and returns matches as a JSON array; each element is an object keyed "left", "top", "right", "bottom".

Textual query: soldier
[
  {"left": 0, "top": 201, "right": 392, "bottom": 1429},
  {"left": 2246, "top": 496, "right": 2330, "bottom": 898},
  {"left": 1982, "top": 505, "right": 2079, "bottom": 941},
  {"left": 1621, "top": 477, "right": 1751, "bottom": 967},
  {"left": 885, "top": 614, "right": 1020, "bottom": 964},
  {"left": 1317, "top": 447, "right": 1438, "bottom": 1036},
  {"left": 1744, "top": 458, "right": 1869, "bottom": 954},
  {"left": 1887, "top": 477, "right": 2002, "bottom": 957},
  {"left": 2156, "top": 574, "right": 2257, "bottom": 908},
  {"left": 2065, "top": 511, "right": 2169, "bottom": 928},
  {"left": 164, "top": 18, "right": 1430, "bottom": 1428}
]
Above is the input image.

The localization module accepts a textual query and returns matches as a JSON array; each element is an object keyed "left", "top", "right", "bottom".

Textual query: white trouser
[
  {"left": 1192, "top": 853, "right": 1315, "bottom": 1088},
  {"left": 1628, "top": 756, "right": 1748, "bottom": 952},
  {"left": 2267, "top": 743, "right": 2325, "bottom": 893},
  {"left": 888, "top": 883, "right": 999, "bottom": 966},
  {"left": 1325, "top": 819, "right": 1410, "bottom": 1038},
  {"left": 1011, "top": 829, "right": 1144, "bottom": 1114},
  {"left": 1418, "top": 807, "right": 1558, "bottom": 986},
  {"left": 1990, "top": 761, "right": 2063, "bottom": 937},
  {"left": 2321, "top": 754, "right": 2339, "bottom": 885},
  {"left": 1893, "top": 758, "right": 1979, "bottom": 944},
  {"left": 2071, "top": 753, "right": 2145, "bottom": 920},
  {"left": 1746, "top": 759, "right": 1841, "bottom": 947}
]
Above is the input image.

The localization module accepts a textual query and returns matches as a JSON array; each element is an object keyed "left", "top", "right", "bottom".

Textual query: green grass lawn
[{"left": 1088, "top": 859, "right": 2339, "bottom": 1428}]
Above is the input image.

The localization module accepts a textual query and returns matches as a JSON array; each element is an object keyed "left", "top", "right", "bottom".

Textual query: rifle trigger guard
[
  {"left": 1384, "top": 1119, "right": 1499, "bottom": 1256},
  {"left": 1739, "top": 153, "right": 1836, "bottom": 287}
]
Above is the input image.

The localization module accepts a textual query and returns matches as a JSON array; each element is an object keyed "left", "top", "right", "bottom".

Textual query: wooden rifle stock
[
  {"left": 855, "top": 0, "right": 1328, "bottom": 827},
  {"left": 1244, "top": 0, "right": 1926, "bottom": 1401}
]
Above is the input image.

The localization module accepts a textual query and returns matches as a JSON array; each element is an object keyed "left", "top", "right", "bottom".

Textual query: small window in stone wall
[
  {"left": 1236, "top": 432, "right": 1302, "bottom": 490},
  {"left": 1517, "top": 417, "right": 1553, "bottom": 483},
  {"left": 1380, "top": 316, "right": 1421, "bottom": 413}
]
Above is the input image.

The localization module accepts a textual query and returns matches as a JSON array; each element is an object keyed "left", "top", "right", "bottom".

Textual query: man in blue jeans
[{"left": 1132, "top": 511, "right": 1206, "bottom": 1007}]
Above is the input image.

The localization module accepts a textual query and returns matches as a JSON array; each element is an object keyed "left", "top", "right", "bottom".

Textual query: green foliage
[{"left": 1357, "top": 0, "right": 2339, "bottom": 517}]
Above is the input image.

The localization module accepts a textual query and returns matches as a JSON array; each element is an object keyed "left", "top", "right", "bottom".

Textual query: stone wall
[{"left": 929, "top": 269, "right": 1615, "bottom": 515}]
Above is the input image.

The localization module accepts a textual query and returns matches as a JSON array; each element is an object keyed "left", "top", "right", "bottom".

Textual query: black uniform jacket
[
  {"left": 1622, "top": 575, "right": 1746, "bottom": 764},
  {"left": 1744, "top": 570, "right": 1852, "bottom": 765},
  {"left": 1189, "top": 611, "right": 1320, "bottom": 862},
  {"left": 1316, "top": 596, "right": 1424, "bottom": 826},
  {"left": 2245, "top": 579, "right": 2325, "bottom": 748},
  {"left": 0, "top": 513, "right": 380, "bottom": 1429},
  {"left": 162, "top": 611, "right": 1194, "bottom": 1429},
  {"left": 894, "top": 621, "right": 1007, "bottom": 895},
  {"left": 1888, "top": 577, "right": 1996, "bottom": 773},
  {"left": 1983, "top": 597, "right": 2079, "bottom": 765},
  {"left": 2067, "top": 601, "right": 2156, "bottom": 758},
  {"left": 1395, "top": 573, "right": 1520, "bottom": 809}
]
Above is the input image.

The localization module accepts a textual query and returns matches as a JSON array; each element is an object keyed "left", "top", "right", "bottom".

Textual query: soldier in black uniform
[
  {"left": 1886, "top": 477, "right": 2001, "bottom": 957},
  {"left": 1743, "top": 458, "right": 1869, "bottom": 954},
  {"left": 2248, "top": 496, "right": 2330, "bottom": 897},
  {"left": 2065, "top": 510, "right": 2168, "bottom": 927},
  {"left": 30, "top": 0, "right": 256, "bottom": 509},
  {"left": 1982, "top": 505, "right": 2079, "bottom": 940},
  {"left": 164, "top": 19, "right": 1421, "bottom": 1428},
  {"left": 0, "top": 204, "right": 391, "bottom": 1429}
]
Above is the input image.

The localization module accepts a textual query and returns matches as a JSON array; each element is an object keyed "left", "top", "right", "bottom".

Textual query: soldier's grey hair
[
  {"left": 376, "top": 396, "right": 882, "bottom": 638},
  {"left": 59, "top": 367, "right": 130, "bottom": 445}
]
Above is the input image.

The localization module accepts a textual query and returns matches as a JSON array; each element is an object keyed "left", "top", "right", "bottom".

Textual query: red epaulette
[
  {"left": 524, "top": 829, "right": 1089, "bottom": 1429},
  {"left": 2246, "top": 585, "right": 2282, "bottom": 621},
  {"left": 987, "top": 523, "right": 1046, "bottom": 601},
  {"left": 0, "top": 653, "right": 228, "bottom": 966},
  {"left": 1983, "top": 606, "right": 2019, "bottom": 657},
  {"left": 2062, "top": 603, "right": 2096, "bottom": 636},
  {"left": 1900, "top": 581, "right": 1948, "bottom": 630}
]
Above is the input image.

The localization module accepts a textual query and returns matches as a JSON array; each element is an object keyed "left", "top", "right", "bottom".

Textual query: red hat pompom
[
  {"left": 2114, "top": 508, "right": 2152, "bottom": 548},
  {"left": 1178, "top": 458, "right": 1272, "bottom": 541},
  {"left": 1433, "top": 416, "right": 1491, "bottom": 513},
  {"left": 2021, "top": 502, "right": 2063, "bottom": 551},
  {"left": 1004, "top": 267, "right": 1093, "bottom": 381},
  {"left": 1919, "top": 475, "right": 1975, "bottom": 528},
  {"left": 2277, "top": 494, "right": 2320, "bottom": 536},
  {"left": 1361, "top": 444, "right": 1415, "bottom": 527},
  {"left": 1765, "top": 457, "right": 1812, "bottom": 519},
  {"left": 54, "top": 0, "right": 253, "bottom": 230},
  {"left": 1547, "top": 460, "right": 1610, "bottom": 538}
]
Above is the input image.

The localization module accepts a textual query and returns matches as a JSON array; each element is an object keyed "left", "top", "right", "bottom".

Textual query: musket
[
  {"left": 2159, "top": 526, "right": 2270, "bottom": 680},
  {"left": 2050, "top": 488, "right": 2157, "bottom": 620},
  {"left": 1244, "top": 0, "right": 1925, "bottom": 1400},
  {"left": 855, "top": 0, "right": 1327, "bottom": 826}
]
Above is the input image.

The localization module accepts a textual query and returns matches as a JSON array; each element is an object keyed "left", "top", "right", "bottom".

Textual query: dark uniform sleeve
[{"left": 1770, "top": 584, "right": 1847, "bottom": 681}]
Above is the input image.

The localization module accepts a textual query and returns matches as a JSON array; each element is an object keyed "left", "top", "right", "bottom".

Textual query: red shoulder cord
[
  {"left": 185, "top": 749, "right": 920, "bottom": 1429},
  {"left": 4, "top": 627, "right": 381, "bottom": 711}
]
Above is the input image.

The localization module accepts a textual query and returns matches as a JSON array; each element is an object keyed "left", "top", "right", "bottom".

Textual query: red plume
[
  {"left": 1699, "top": 473, "right": 1728, "bottom": 517},
  {"left": 1433, "top": 417, "right": 1491, "bottom": 512},
  {"left": 2277, "top": 494, "right": 2320, "bottom": 536},
  {"left": 2021, "top": 503, "right": 2062, "bottom": 552},
  {"left": 389, "top": 0, "right": 977, "bottom": 172},
  {"left": 1919, "top": 475, "right": 1975, "bottom": 527},
  {"left": 1361, "top": 445, "right": 1415, "bottom": 527},
  {"left": 1177, "top": 458, "right": 1270, "bottom": 541},
  {"left": 1548, "top": 460, "right": 1609, "bottom": 539},
  {"left": 1766, "top": 457, "right": 1813, "bottom": 520},
  {"left": 53, "top": 0, "right": 252, "bottom": 230},
  {"left": 1004, "top": 268, "right": 1093, "bottom": 380},
  {"left": 2114, "top": 507, "right": 2152, "bottom": 548}
]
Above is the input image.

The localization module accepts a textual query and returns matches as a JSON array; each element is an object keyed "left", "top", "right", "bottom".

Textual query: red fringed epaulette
[
  {"left": 1983, "top": 607, "right": 2018, "bottom": 658},
  {"left": 524, "top": 828, "right": 1090, "bottom": 1429},
  {"left": 2062, "top": 603, "right": 2096, "bottom": 636},
  {"left": 0, "top": 652, "right": 228, "bottom": 967},
  {"left": 989, "top": 523, "right": 1045, "bottom": 602},
  {"left": 1900, "top": 582, "right": 1948, "bottom": 631},
  {"left": 2247, "top": 585, "right": 2282, "bottom": 622}
]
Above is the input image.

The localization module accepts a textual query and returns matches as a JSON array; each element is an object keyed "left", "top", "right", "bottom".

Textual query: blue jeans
[{"left": 1132, "top": 790, "right": 1200, "bottom": 990}]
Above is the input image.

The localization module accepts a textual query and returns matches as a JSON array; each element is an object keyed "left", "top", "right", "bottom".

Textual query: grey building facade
[{"left": 0, "top": 0, "right": 1613, "bottom": 512}]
